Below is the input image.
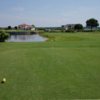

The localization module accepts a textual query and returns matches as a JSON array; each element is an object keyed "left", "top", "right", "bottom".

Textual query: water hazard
[{"left": 6, "top": 34, "right": 47, "bottom": 42}]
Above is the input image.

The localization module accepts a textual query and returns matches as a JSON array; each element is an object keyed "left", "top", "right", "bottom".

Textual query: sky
[{"left": 0, "top": 0, "right": 100, "bottom": 27}]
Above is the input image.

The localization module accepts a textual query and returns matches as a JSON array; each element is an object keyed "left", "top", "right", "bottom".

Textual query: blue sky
[{"left": 0, "top": 0, "right": 100, "bottom": 27}]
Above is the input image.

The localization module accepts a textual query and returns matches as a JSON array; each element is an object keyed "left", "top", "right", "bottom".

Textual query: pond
[{"left": 6, "top": 34, "right": 47, "bottom": 42}]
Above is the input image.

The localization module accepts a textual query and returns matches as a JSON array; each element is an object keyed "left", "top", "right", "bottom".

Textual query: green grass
[{"left": 0, "top": 32, "right": 100, "bottom": 100}]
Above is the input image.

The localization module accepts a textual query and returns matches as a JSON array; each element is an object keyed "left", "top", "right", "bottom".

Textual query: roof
[{"left": 18, "top": 23, "right": 32, "bottom": 28}]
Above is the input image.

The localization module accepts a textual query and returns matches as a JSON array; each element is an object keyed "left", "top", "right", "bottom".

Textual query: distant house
[
  {"left": 18, "top": 24, "right": 35, "bottom": 30},
  {"left": 62, "top": 24, "right": 76, "bottom": 31}
]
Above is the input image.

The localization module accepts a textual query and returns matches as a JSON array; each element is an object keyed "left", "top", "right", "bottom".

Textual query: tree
[
  {"left": 0, "top": 30, "right": 9, "bottom": 42},
  {"left": 86, "top": 18, "right": 99, "bottom": 31},
  {"left": 8, "top": 26, "right": 12, "bottom": 30},
  {"left": 74, "top": 24, "right": 83, "bottom": 31},
  {"left": 14, "top": 26, "right": 18, "bottom": 30}
]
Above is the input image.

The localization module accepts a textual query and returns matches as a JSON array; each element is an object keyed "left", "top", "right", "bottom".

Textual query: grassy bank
[{"left": 0, "top": 32, "right": 100, "bottom": 99}]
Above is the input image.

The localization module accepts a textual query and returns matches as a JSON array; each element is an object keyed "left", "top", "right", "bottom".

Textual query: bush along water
[{"left": 0, "top": 30, "right": 9, "bottom": 42}]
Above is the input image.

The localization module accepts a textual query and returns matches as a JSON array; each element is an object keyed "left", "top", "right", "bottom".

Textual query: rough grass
[{"left": 0, "top": 32, "right": 100, "bottom": 100}]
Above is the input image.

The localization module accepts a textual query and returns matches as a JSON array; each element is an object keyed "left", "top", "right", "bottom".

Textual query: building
[
  {"left": 31, "top": 25, "right": 36, "bottom": 31},
  {"left": 18, "top": 24, "right": 35, "bottom": 30},
  {"left": 62, "top": 24, "right": 76, "bottom": 31}
]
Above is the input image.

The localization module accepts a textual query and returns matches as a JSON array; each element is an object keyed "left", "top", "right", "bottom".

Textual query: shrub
[{"left": 0, "top": 30, "right": 10, "bottom": 42}]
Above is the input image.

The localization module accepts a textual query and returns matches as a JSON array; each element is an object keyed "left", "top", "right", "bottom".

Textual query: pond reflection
[{"left": 6, "top": 34, "right": 47, "bottom": 42}]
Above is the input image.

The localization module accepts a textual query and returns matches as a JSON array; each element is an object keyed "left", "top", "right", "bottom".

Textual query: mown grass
[
  {"left": 0, "top": 32, "right": 100, "bottom": 100},
  {"left": 42, "top": 32, "right": 100, "bottom": 41}
]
